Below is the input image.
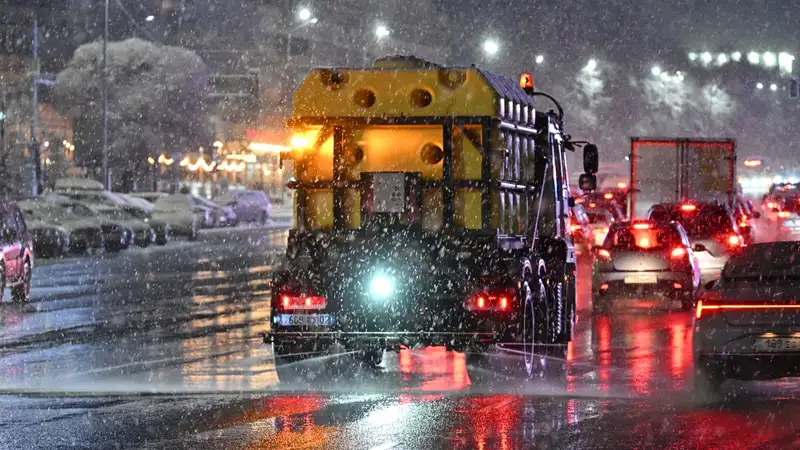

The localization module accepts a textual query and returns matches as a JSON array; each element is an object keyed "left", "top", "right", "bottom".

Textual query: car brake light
[
  {"left": 604, "top": 193, "right": 613, "bottom": 199},
  {"left": 670, "top": 247, "right": 687, "bottom": 259},
  {"left": 588, "top": 203, "right": 597, "bottom": 208},
  {"left": 778, "top": 211, "right": 791, "bottom": 218},
  {"left": 767, "top": 201, "right": 776, "bottom": 209},
  {"left": 597, "top": 248, "right": 612, "bottom": 260},
  {"left": 570, "top": 224, "right": 582, "bottom": 232},
  {"left": 280, "top": 294, "right": 327, "bottom": 310},
  {"left": 680, "top": 204, "right": 696, "bottom": 212},
  {"left": 632, "top": 223, "right": 650, "bottom": 229},
  {"left": 697, "top": 300, "right": 800, "bottom": 319},
  {"left": 468, "top": 291, "right": 513, "bottom": 311},
  {"left": 617, "top": 182, "right": 627, "bottom": 189},
  {"left": 727, "top": 234, "right": 742, "bottom": 247},
  {"left": 637, "top": 237, "right": 651, "bottom": 248}
]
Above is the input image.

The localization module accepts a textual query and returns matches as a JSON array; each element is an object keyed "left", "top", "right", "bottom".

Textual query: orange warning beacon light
[{"left": 519, "top": 73, "right": 534, "bottom": 94}]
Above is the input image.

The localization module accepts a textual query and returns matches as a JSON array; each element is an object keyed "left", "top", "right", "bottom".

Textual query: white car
[
  {"left": 694, "top": 241, "right": 800, "bottom": 393},
  {"left": 585, "top": 208, "right": 615, "bottom": 247},
  {"left": 150, "top": 194, "right": 207, "bottom": 240},
  {"left": 214, "top": 190, "right": 272, "bottom": 224}
]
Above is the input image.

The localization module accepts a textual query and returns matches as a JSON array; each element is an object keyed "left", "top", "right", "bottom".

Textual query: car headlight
[{"left": 369, "top": 273, "right": 395, "bottom": 299}]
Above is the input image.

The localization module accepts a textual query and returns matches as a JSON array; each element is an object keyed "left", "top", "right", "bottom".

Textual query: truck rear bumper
[{"left": 263, "top": 330, "right": 499, "bottom": 348}]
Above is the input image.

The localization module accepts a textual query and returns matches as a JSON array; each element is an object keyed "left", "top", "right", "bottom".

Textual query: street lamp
[
  {"left": 145, "top": 15, "right": 155, "bottom": 22},
  {"left": 483, "top": 39, "right": 499, "bottom": 56},
  {"left": 747, "top": 52, "right": 760, "bottom": 64},
  {"left": 763, "top": 52, "right": 777, "bottom": 67},
  {"left": 298, "top": 7, "right": 312, "bottom": 21},
  {"left": 375, "top": 24, "right": 390, "bottom": 38},
  {"left": 535, "top": 54, "right": 544, "bottom": 64},
  {"left": 756, "top": 82, "right": 764, "bottom": 90},
  {"left": 770, "top": 83, "right": 778, "bottom": 91},
  {"left": 651, "top": 66, "right": 661, "bottom": 76}
]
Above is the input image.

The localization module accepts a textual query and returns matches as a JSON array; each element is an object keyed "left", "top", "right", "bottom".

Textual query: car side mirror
[
  {"left": 578, "top": 173, "right": 597, "bottom": 192},
  {"left": 693, "top": 243, "right": 707, "bottom": 252},
  {"left": 753, "top": 212, "right": 762, "bottom": 219},
  {"left": 704, "top": 280, "right": 717, "bottom": 291},
  {"left": 583, "top": 143, "right": 599, "bottom": 174}
]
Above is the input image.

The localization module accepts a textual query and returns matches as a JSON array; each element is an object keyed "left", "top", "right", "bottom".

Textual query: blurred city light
[
  {"left": 688, "top": 52, "right": 698, "bottom": 61},
  {"left": 731, "top": 51, "right": 742, "bottom": 61},
  {"left": 297, "top": 7, "right": 312, "bottom": 21},
  {"left": 651, "top": 66, "right": 661, "bottom": 76},
  {"left": 763, "top": 52, "right": 777, "bottom": 67},
  {"left": 375, "top": 24, "right": 390, "bottom": 38},
  {"left": 483, "top": 39, "right": 499, "bottom": 55},
  {"left": 779, "top": 52, "right": 794, "bottom": 74},
  {"left": 770, "top": 83, "right": 778, "bottom": 91},
  {"left": 535, "top": 55, "right": 544, "bottom": 64},
  {"left": 756, "top": 82, "right": 764, "bottom": 89},
  {"left": 747, "top": 52, "right": 760, "bottom": 64},
  {"left": 145, "top": 15, "right": 155, "bottom": 22},
  {"left": 717, "top": 53, "right": 728, "bottom": 65},
  {"left": 700, "top": 52, "right": 712, "bottom": 64},
  {"left": 586, "top": 59, "right": 597, "bottom": 70}
]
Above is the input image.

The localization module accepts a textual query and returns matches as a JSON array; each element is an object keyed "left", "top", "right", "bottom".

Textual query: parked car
[
  {"left": 0, "top": 201, "right": 34, "bottom": 302},
  {"left": 128, "top": 192, "right": 169, "bottom": 204},
  {"left": 53, "top": 177, "right": 104, "bottom": 192},
  {"left": 116, "top": 194, "right": 155, "bottom": 214},
  {"left": 150, "top": 194, "right": 206, "bottom": 240},
  {"left": 214, "top": 189, "right": 272, "bottom": 224},
  {"left": 18, "top": 200, "right": 105, "bottom": 254},
  {"left": 36, "top": 199, "right": 133, "bottom": 252},
  {"left": 86, "top": 204, "right": 159, "bottom": 247},
  {"left": 22, "top": 214, "right": 70, "bottom": 258},
  {"left": 194, "top": 196, "right": 237, "bottom": 227}
]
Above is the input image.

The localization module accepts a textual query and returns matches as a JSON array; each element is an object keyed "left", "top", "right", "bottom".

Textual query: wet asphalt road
[{"left": 2, "top": 224, "right": 800, "bottom": 449}]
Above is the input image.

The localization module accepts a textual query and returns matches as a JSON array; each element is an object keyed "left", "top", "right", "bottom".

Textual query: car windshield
[
  {"left": 651, "top": 205, "right": 734, "bottom": 238},
  {"left": 606, "top": 224, "right": 679, "bottom": 250}
]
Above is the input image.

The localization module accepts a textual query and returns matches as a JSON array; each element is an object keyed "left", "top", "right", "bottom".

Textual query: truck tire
[{"left": 557, "top": 270, "right": 577, "bottom": 344}]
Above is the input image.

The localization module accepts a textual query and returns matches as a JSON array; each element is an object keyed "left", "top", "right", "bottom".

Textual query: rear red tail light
[
  {"left": 778, "top": 211, "right": 791, "bottom": 218},
  {"left": 570, "top": 224, "right": 582, "bottom": 233},
  {"left": 670, "top": 247, "right": 687, "bottom": 259},
  {"left": 280, "top": 294, "right": 327, "bottom": 310},
  {"left": 467, "top": 291, "right": 513, "bottom": 311},
  {"left": 696, "top": 300, "right": 800, "bottom": 319},
  {"left": 604, "top": 193, "right": 613, "bottom": 199},
  {"left": 617, "top": 182, "right": 627, "bottom": 189},
  {"left": 726, "top": 234, "right": 743, "bottom": 247},
  {"left": 632, "top": 222, "right": 651, "bottom": 229},
  {"left": 681, "top": 204, "right": 697, "bottom": 212}
]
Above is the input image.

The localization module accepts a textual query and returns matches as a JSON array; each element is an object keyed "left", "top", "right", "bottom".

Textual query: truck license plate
[
  {"left": 624, "top": 275, "right": 657, "bottom": 284},
  {"left": 278, "top": 314, "right": 335, "bottom": 327},
  {"left": 754, "top": 337, "right": 800, "bottom": 352}
]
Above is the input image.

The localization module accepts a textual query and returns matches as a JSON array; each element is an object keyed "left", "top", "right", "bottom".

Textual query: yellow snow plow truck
[{"left": 266, "top": 55, "right": 599, "bottom": 379}]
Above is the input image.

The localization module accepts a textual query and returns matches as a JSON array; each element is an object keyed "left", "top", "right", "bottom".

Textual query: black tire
[
  {"left": 592, "top": 292, "right": 608, "bottom": 314},
  {"left": 11, "top": 259, "right": 31, "bottom": 303},
  {"left": 680, "top": 292, "right": 696, "bottom": 311},
  {"left": 694, "top": 362, "right": 724, "bottom": 396},
  {"left": 188, "top": 223, "right": 199, "bottom": 241}
]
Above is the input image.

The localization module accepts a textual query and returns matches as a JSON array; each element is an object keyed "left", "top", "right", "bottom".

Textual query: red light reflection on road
[
  {"left": 669, "top": 322, "right": 690, "bottom": 388},
  {"left": 459, "top": 396, "right": 523, "bottom": 450},
  {"left": 397, "top": 347, "right": 471, "bottom": 397},
  {"left": 596, "top": 315, "right": 612, "bottom": 390},
  {"left": 630, "top": 325, "right": 654, "bottom": 394}
]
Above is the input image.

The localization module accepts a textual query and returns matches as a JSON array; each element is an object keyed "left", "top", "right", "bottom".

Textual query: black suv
[{"left": 0, "top": 201, "right": 33, "bottom": 302}]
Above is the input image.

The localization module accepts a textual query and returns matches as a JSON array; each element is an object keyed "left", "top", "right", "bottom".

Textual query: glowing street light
[
  {"left": 375, "top": 24, "right": 390, "bottom": 38},
  {"left": 756, "top": 82, "right": 764, "bottom": 90},
  {"left": 747, "top": 52, "right": 760, "bottom": 64},
  {"left": 145, "top": 15, "right": 155, "bottom": 22},
  {"left": 688, "top": 52, "right": 698, "bottom": 61},
  {"left": 731, "top": 51, "right": 742, "bottom": 61},
  {"left": 700, "top": 52, "right": 713, "bottom": 64},
  {"left": 651, "top": 66, "right": 662, "bottom": 76},
  {"left": 297, "top": 7, "right": 312, "bottom": 21},
  {"left": 586, "top": 59, "right": 597, "bottom": 71},
  {"left": 483, "top": 39, "right": 499, "bottom": 55},
  {"left": 535, "top": 54, "right": 544, "bottom": 64},
  {"left": 716, "top": 53, "right": 728, "bottom": 65},
  {"left": 770, "top": 83, "right": 778, "bottom": 91},
  {"left": 763, "top": 52, "right": 777, "bottom": 67}
]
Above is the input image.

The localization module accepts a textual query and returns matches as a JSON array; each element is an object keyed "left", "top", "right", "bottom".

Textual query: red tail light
[
  {"left": 604, "top": 193, "right": 613, "bottom": 199},
  {"left": 570, "top": 224, "right": 582, "bottom": 233},
  {"left": 617, "top": 182, "right": 627, "bottom": 189},
  {"left": 632, "top": 222, "right": 651, "bottom": 229},
  {"left": 778, "top": 211, "right": 791, "bottom": 218},
  {"left": 681, "top": 204, "right": 697, "bottom": 212},
  {"left": 726, "top": 234, "right": 743, "bottom": 247},
  {"left": 467, "top": 291, "right": 513, "bottom": 311},
  {"left": 670, "top": 247, "right": 687, "bottom": 259},
  {"left": 596, "top": 248, "right": 612, "bottom": 261},
  {"left": 767, "top": 201, "right": 776, "bottom": 209},
  {"left": 280, "top": 294, "right": 327, "bottom": 310},
  {"left": 697, "top": 299, "right": 800, "bottom": 320}
]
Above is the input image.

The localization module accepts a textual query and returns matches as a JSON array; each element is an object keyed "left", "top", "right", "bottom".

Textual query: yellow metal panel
[
  {"left": 454, "top": 188, "right": 482, "bottom": 229},
  {"left": 453, "top": 125, "right": 483, "bottom": 181},
  {"left": 295, "top": 128, "right": 334, "bottom": 182},
  {"left": 304, "top": 189, "right": 333, "bottom": 230},
  {"left": 359, "top": 126, "right": 443, "bottom": 180},
  {"left": 293, "top": 68, "right": 498, "bottom": 118}
]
